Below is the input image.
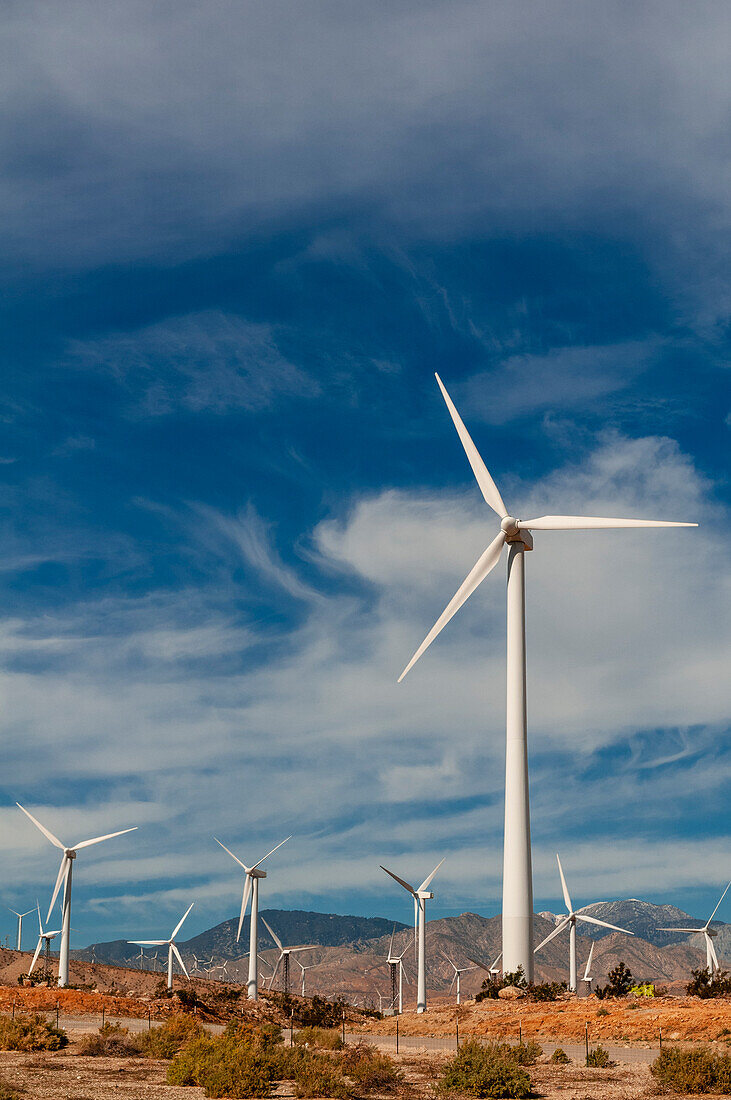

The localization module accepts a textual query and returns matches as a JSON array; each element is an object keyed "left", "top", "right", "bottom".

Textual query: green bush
[
  {"left": 293, "top": 1026, "right": 343, "bottom": 1050},
  {"left": 139, "top": 1014, "right": 203, "bottom": 1058},
  {"left": 292, "top": 1053, "right": 352, "bottom": 1099},
  {"left": 550, "top": 1048, "right": 570, "bottom": 1064},
  {"left": 0, "top": 1013, "right": 68, "bottom": 1051},
  {"left": 475, "top": 966, "right": 528, "bottom": 1002},
  {"left": 651, "top": 1047, "right": 731, "bottom": 1094},
  {"left": 341, "top": 1042, "right": 402, "bottom": 1091},
  {"left": 511, "top": 1041, "right": 541, "bottom": 1066},
  {"left": 686, "top": 967, "right": 731, "bottom": 999},
  {"left": 586, "top": 1045, "right": 612, "bottom": 1067},
  {"left": 527, "top": 980, "right": 566, "bottom": 1001},
  {"left": 595, "top": 961, "right": 633, "bottom": 999},
  {"left": 440, "top": 1039, "right": 531, "bottom": 1098},
  {"left": 169, "top": 1034, "right": 275, "bottom": 1098},
  {"left": 77, "top": 1022, "right": 142, "bottom": 1056}
]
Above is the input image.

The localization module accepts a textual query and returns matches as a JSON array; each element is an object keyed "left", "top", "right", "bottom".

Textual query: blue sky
[{"left": 0, "top": 1, "right": 729, "bottom": 948}]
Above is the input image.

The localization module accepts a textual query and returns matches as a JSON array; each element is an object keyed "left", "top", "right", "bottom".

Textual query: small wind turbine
[
  {"left": 442, "top": 953, "right": 477, "bottom": 1005},
  {"left": 295, "top": 958, "right": 316, "bottom": 996},
  {"left": 28, "top": 903, "right": 61, "bottom": 980},
  {"left": 534, "top": 854, "right": 633, "bottom": 991},
  {"left": 134, "top": 946, "right": 147, "bottom": 969},
  {"left": 214, "top": 834, "right": 290, "bottom": 1002},
  {"left": 397, "top": 374, "right": 696, "bottom": 980},
  {"left": 129, "top": 902, "right": 194, "bottom": 992},
  {"left": 261, "top": 916, "right": 316, "bottom": 996},
  {"left": 16, "top": 803, "right": 137, "bottom": 988},
  {"left": 380, "top": 859, "right": 444, "bottom": 1013},
  {"left": 657, "top": 881, "right": 731, "bottom": 973},
  {"left": 7, "top": 907, "right": 34, "bottom": 952}
]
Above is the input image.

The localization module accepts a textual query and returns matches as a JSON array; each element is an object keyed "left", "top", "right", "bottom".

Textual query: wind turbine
[
  {"left": 16, "top": 803, "right": 137, "bottom": 988},
  {"left": 214, "top": 834, "right": 290, "bottom": 1001},
  {"left": 28, "top": 903, "right": 61, "bottom": 980},
  {"left": 129, "top": 902, "right": 194, "bottom": 992},
  {"left": 534, "top": 854, "right": 633, "bottom": 991},
  {"left": 380, "top": 859, "right": 444, "bottom": 1013},
  {"left": 261, "top": 916, "right": 316, "bottom": 996},
  {"left": 465, "top": 950, "right": 503, "bottom": 986},
  {"left": 295, "top": 958, "right": 316, "bottom": 996},
  {"left": 657, "top": 881, "right": 730, "bottom": 973},
  {"left": 582, "top": 942, "right": 595, "bottom": 987},
  {"left": 7, "top": 907, "right": 34, "bottom": 952},
  {"left": 398, "top": 374, "right": 696, "bottom": 980},
  {"left": 442, "top": 953, "right": 477, "bottom": 1004},
  {"left": 134, "top": 945, "right": 147, "bottom": 970}
]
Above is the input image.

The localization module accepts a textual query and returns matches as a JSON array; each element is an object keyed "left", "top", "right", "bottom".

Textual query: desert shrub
[
  {"left": 686, "top": 967, "right": 731, "bottom": 999},
  {"left": 139, "top": 1013, "right": 203, "bottom": 1058},
  {"left": 77, "top": 1022, "right": 142, "bottom": 1056},
  {"left": 292, "top": 1052, "right": 352, "bottom": 1099},
  {"left": 440, "top": 1039, "right": 531, "bottom": 1098},
  {"left": 596, "top": 1007, "right": 609, "bottom": 1017},
  {"left": 511, "top": 1041, "right": 541, "bottom": 1066},
  {"left": 0, "top": 1080, "right": 22, "bottom": 1100},
  {"left": 586, "top": 1045, "right": 612, "bottom": 1067},
  {"left": 341, "top": 1042, "right": 402, "bottom": 1091},
  {"left": 550, "top": 1048, "right": 570, "bottom": 1064},
  {"left": 595, "top": 961, "right": 633, "bottom": 999},
  {"left": 293, "top": 1026, "right": 343, "bottom": 1050},
  {"left": 527, "top": 980, "right": 566, "bottom": 1001},
  {"left": 295, "top": 995, "right": 350, "bottom": 1028},
  {"left": 651, "top": 1047, "right": 731, "bottom": 1094},
  {"left": 0, "top": 1013, "right": 68, "bottom": 1051},
  {"left": 630, "top": 982, "right": 655, "bottom": 997},
  {"left": 476, "top": 966, "right": 527, "bottom": 1002},
  {"left": 175, "top": 988, "right": 200, "bottom": 1009}
]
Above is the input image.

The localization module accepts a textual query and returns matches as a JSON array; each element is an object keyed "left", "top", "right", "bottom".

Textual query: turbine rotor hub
[{"left": 501, "top": 516, "right": 519, "bottom": 535}]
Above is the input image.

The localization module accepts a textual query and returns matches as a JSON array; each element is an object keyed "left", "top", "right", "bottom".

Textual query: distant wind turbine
[
  {"left": 28, "top": 903, "right": 61, "bottom": 979},
  {"left": 295, "top": 958, "right": 316, "bottom": 996},
  {"left": 261, "top": 916, "right": 316, "bottom": 996},
  {"left": 658, "top": 881, "right": 731, "bottom": 973},
  {"left": 215, "top": 834, "right": 290, "bottom": 1001},
  {"left": 442, "top": 953, "right": 477, "bottom": 1004},
  {"left": 534, "top": 854, "right": 633, "bottom": 991},
  {"left": 381, "top": 858, "right": 444, "bottom": 1013},
  {"left": 397, "top": 374, "right": 696, "bottom": 980},
  {"left": 16, "top": 803, "right": 137, "bottom": 988},
  {"left": 129, "top": 902, "right": 194, "bottom": 992},
  {"left": 7, "top": 907, "right": 34, "bottom": 952}
]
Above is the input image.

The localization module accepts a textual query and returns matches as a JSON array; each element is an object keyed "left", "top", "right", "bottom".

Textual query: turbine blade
[
  {"left": 556, "top": 854, "right": 573, "bottom": 914},
  {"left": 657, "top": 927, "right": 704, "bottom": 933},
  {"left": 261, "top": 917, "right": 283, "bottom": 951},
  {"left": 517, "top": 516, "right": 697, "bottom": 531},
  {"left": 465, "top": 954, "right": 492, "bottom": 974},
  {"left": 398, "top": 530, "right": 506, "bottom": 682},
  {"left": 251, "top": 835, "right": 292, "bottom": 871},
  {"left": 576, "top": 914, "right": 633, "bottom": 935},
  {"left": 16, "top": 804, "right": 65, "bottom": 850},
  {"left": 129, "top": 940, "right": 167, "bottom": 946},
  {"left": 534, "top": 918, "right": 570, "bottom": 954},
  {"left": 706, "top": 880, "right": 731, "bottom": 926},
  {"left": 707, "top": 934, "right": 719, "bottom": 971},
  {"left": 418, "top": 857, "right": 445, "bottom": 893},
  {"left": 435, "top": 374, "right": 507, "bottom": 518},
  {"left": 236, "top": 876, "right": 252, "bottom": 943},
  {"left": 448, "top": 972, "right": 456, "bottom": 994},
  {"left": 583, "top": 942, "right": 595, "bottom": 980},
  {"left": 171, "top": 942, "right": 189, "bottom": 979},
  {"left": 28, "top": 937, "right": 43, "bottom": 976},
  {"left": 73, "top": 826, "right": 137, "bottom": 850},
  {"left": 47, "top": 856, "right": 70, "bottom": 923},
  {"left": 214, "top": 838, "right": 248, "bottom": 871},
  {"left": 380, "top": 865, "right": 416, "bottom": 896},
  {"left": 171, "top": 902, "right": 194, "bottom": 940}
]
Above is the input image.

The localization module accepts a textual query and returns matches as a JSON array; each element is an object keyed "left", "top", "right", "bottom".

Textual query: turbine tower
[
  {"left": 215, "top": 835, "right": 290, "bottom": 1001},
  {"left": 442, "top": 953, "right": 477, "bottom": 1004},
  {"left": 398, "top": 374, "right": 696, "bottom": 980},
  {"left": 7, "top": 907, "right": 34, "bottom": 952},
  {"left": 16, "top": 803, "right": 137, "bottom": 988},
  {"left": 129, "top": 902, "right": 194, "bottom": 992},
  {"left": 261, "top": 916, "right": 316, "bottom": 996},
  {"left": 380, "top": 858, "right": 444, "bottom": 1013},
  {"left": 369, "top": 925, "right": 410, "bottom": 1013},
  {"left": 28, "top": 903, "right": 61, "bottom": 980},
  {"left": 534, "top": 854, "right": 633, "bottom": 991},
  {"left": 658, "top": 881, "right": 730, "bottom": 973}
]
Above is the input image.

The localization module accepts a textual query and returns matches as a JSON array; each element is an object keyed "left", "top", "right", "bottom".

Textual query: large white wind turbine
[
  {"left": 398, "top": 374, "right": 696, "bottom": 980},
  {"left": 658, "top": 881, "right": 730, "bottom": 973},
  {"left": 214, "top": 834, "right": 290, "bottom": 1001},
  {"left": 7, "top": 907, "right": 34, "bottom": 952},
  {"left": 16, "top": 803, "right": 137, "bottom": 988},
  {"left": 534, "top": 854, "right": 633, "bottom": 991},
  {"left": 261, "top": 916, "right": 316, "bottom": 996},
  {"left": 381, "top": 858, "right": 444, "bottom": 1013},
  {"left": 129, "top": 902, "right": 194, "bottom": 992}
]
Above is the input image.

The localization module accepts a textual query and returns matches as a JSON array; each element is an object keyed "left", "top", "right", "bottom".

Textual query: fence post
[
  {"left": 102, "top": 1006, "right": 105, "bottom": 1029},
  {"left": 56, "top": 1002, "right": 59, "bottom": 1029},
  {"left": 519, "top": 1022, "right": 522, "bottom": 1046},
  {"left": 456, "top": 1015, "right": 459, "bottom": 1049},
  {"left": 148, "top": 1008, "right": 151, "bottom": 1031},
  {"left": 396, "top": 1015, "right": 399, "bottom": 1055},
  {"left": 290, "top": 1010, "right": 294, "bottom": 1048},
  {"left": 659, "top": 1027, "right": 662, "bottom": 1052},
  {"left": 11, "top": 1001, "right": 15, "bottom": 1020},
  {"left": 585, "top": 1022, "right": 589, "bottom": 1066}
]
